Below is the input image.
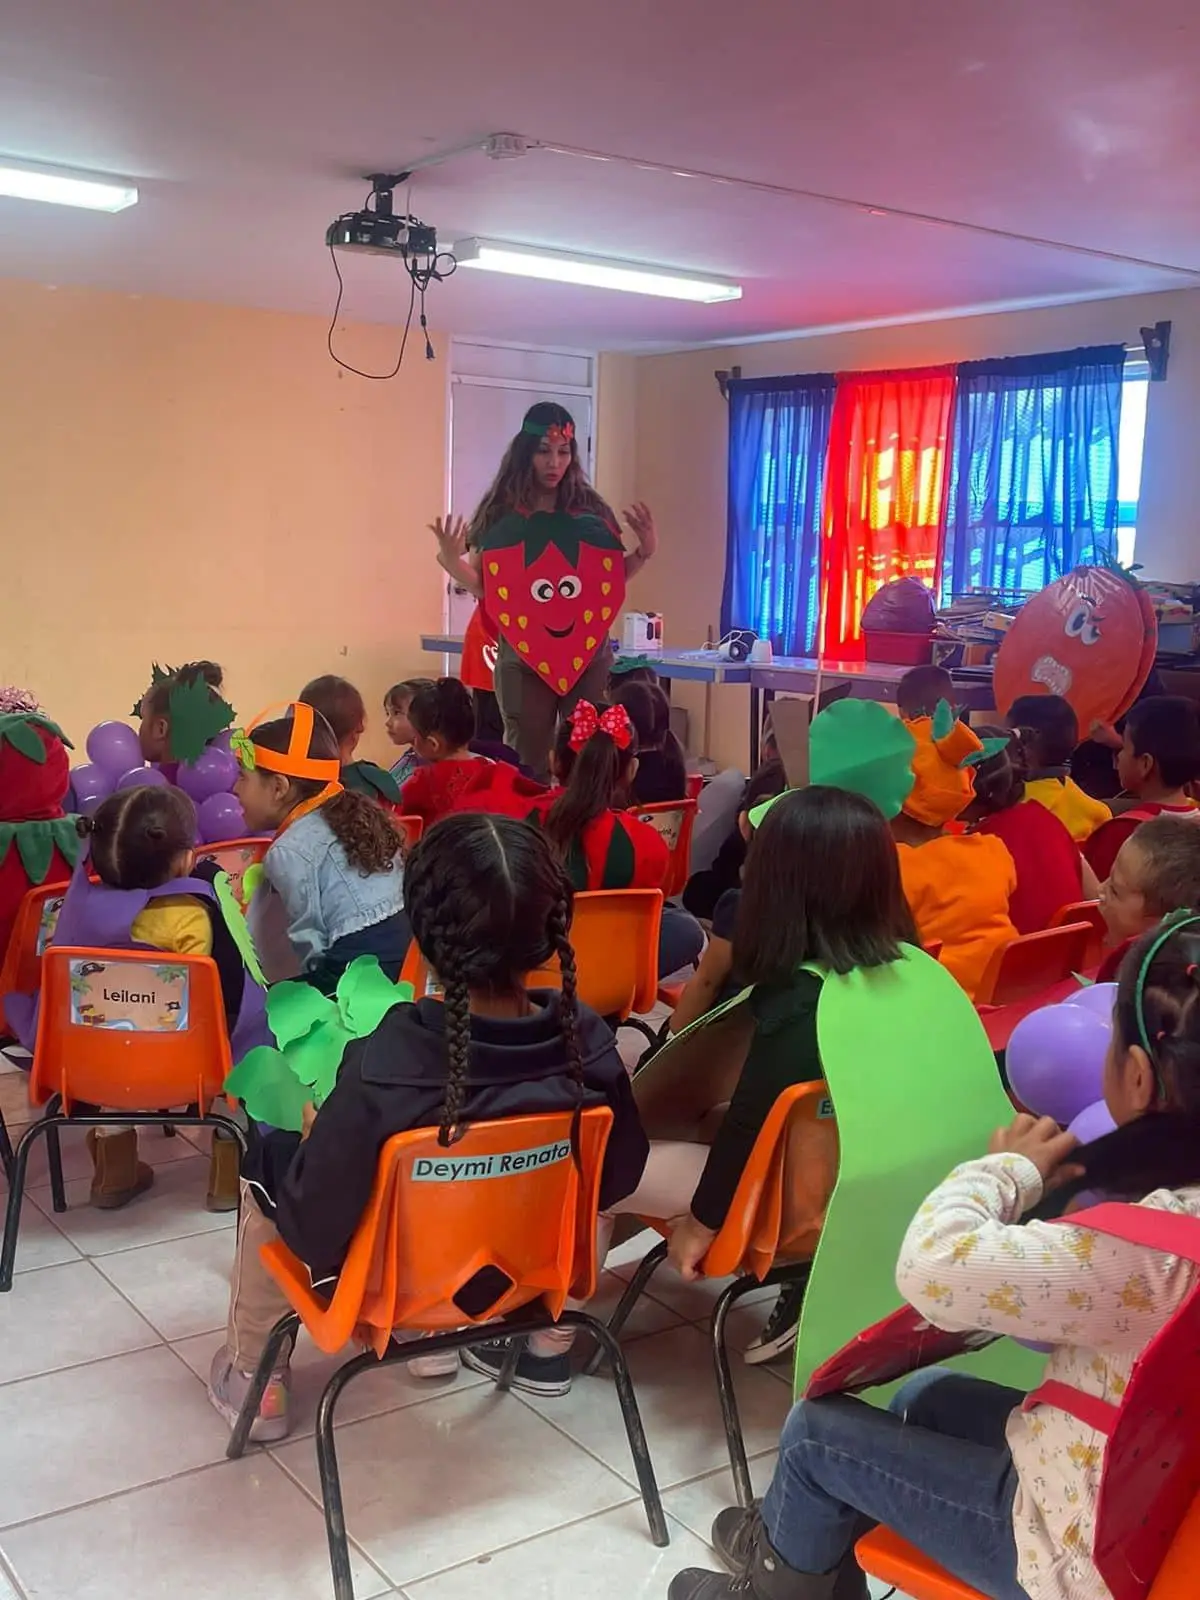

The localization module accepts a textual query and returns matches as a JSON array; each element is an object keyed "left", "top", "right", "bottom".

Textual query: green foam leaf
[
  {"left": 213, "top": 870, "right": 266, "bottom": 988},
  {"left": 225, "top": 1046, "right": 312, "bottom": 1133},
  {"left": 335, "top": 954, "right": 412, "bottom": 1036},
  {"left": 809, "top": 700, "right": 916, "bottom": 821},
  {"left": 167, "top": 675, "right": 236, "bottom": 764},
  {"left": 931, "top": 698, "right": 955, "bottom": 740},
  {"left": 242, "top": 862, "right": 265, "bottom": 902},
  {"left": 266, "top": 981, "right": 335, "bottom": 1052}
]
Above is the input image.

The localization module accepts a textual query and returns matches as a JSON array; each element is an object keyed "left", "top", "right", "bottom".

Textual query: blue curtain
[
  {"left": 721, "top": 373, "right": 836, "bottom": 655},
  {"left": 940, "top": 345, "right": 1125, "bottom": 602}
]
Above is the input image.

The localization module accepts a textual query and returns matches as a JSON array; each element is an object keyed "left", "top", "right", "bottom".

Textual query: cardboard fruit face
[
  {"left": 993, "top": 566, "right": 1156, "bottom": 730},
  {"left": 479, "top": 510, "right": 626, "bottom": 695}
]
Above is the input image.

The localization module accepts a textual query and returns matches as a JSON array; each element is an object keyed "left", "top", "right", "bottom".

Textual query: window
[{"left": 1116, "top": 364, "right": 1149, "bottom": 569}]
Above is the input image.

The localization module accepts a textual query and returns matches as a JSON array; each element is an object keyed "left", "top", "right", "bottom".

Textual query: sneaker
[
  {"left": 207, "top": 1348, "right": 291, "bottom": 1444},
  {"left": 404, "top": 1348, "right": 461, "bottom": 1380},
  {"left": 712, "top": 1503, "right": 764, "bottom": 1572},
  {"left": 743, "top": 1279, "right": 807, "bottom": 1366},
  {"left": 461, "top": 1338, "right": 573, "bottom": 1397}
]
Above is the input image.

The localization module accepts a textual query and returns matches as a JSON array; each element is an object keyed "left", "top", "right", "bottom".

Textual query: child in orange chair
[
  {"left": 892, "top": 705, "right": 1019, "bottom": 1001},
  {"left": 208, "top": 813, "right": 648, "bottom": 1440},
  {"left": 1083, "top": 695, "right": 1200, "bottom": 882},
  {"left": 298, "top": 674, "right": 403, "bottom": 809},
  {"left": 398, "top": 678, "right": 543, "bottom": 827},
  {"left": 1096, "top": 813, "right": 1200, "bottom": 983}
]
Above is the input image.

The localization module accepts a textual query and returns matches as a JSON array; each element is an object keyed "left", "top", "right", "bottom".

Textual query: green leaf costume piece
[
  {"left": 0, "top": 817, "right": 81, "bottom": 885},
  {"left": 212, "top": 871, "right": 266, "bottom": 988},
  {"left": 0, "top": 711, "right": 72, "bottom": 763},
  {"left": 225, "top": 956, "right": 413, "bottom": 1132},
  {"left": 167, "top": 675, "right": 235, "bottom": 764},
  {"left": 749, "top": 700, "right": 917, "bottom": 828}
]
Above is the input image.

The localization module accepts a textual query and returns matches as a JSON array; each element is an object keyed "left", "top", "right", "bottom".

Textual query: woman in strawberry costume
[
  {"left": 432, "top": 402, "right": 658, "bottom": 782},
  {"left": 0, "top": 690, "right": 80, "bottom": 967}
]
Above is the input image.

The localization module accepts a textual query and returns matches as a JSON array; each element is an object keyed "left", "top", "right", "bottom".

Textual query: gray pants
[{"left": 494, "top": 638, "right": 615, "bottom": 784}]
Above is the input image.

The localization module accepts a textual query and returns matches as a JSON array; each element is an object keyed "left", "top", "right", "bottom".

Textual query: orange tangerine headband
[{"left": 240, "top": 701, "right": 342, "bottom": 783}]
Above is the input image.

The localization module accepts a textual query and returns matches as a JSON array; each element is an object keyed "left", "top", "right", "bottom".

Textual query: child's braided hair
[{"left": 402, "top": 813, "right": 583, "bottom": 1146}]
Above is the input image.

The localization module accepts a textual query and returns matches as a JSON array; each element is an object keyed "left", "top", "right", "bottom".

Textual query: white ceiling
[{"left": 1, "top": 0, "right": 1198, "bottom": 350}]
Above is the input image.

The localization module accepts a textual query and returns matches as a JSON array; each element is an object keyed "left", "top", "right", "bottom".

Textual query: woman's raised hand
[
  {"left": 622, "top": 502, "right": 658, "bottom": 559},
  {"left": 429, "top": 514, "right": 469, "bottom": 567}
]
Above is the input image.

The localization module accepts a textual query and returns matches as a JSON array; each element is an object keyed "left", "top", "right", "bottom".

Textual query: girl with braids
[
  {"left": 235, "top": 702, "right": 411, "bottom": 989},
  {"left": 673, "top": 913, "right": 1200, "bottom": 1600},
  {"left": 430, "top": 400, "right": 658, "bottom": 781},
  {"left": 526, "top": 700, "right": 705, "bottom": 976},
  {"left": 208, "top": 814, "right": 647, "bottom": 1439}
]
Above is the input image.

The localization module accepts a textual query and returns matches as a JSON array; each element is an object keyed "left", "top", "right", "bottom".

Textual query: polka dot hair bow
[{"left": 569, "top": 701, "right": 634, "bottom": 752}]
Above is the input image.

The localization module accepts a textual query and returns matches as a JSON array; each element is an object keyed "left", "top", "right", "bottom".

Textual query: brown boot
[
  {"left": 206, "top": 1132, "right": 241, "bottom": 1213},
  {"left": 87, "top": 1129, "right": 154, "bottom": 1210}
]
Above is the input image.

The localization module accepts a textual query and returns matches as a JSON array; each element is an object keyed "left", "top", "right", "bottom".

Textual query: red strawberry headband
[
  {"left": 569, "top": 701, "right": 633, "bottom": 753},
  {"left": 523, "top": 418, "right": 574, "bottom": 445}
]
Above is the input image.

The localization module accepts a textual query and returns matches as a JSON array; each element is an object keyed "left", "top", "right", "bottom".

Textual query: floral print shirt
[{"left": 896, "top": 1153, "right": 1200, "bottom": 1600}]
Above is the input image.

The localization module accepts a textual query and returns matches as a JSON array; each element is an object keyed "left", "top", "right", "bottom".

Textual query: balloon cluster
[
  {"left": 1006, "top": 984, "right": 1118, "bottom": 1144},
  {"left": 69, "top": 722, "right": 247, "bottom": 844}
]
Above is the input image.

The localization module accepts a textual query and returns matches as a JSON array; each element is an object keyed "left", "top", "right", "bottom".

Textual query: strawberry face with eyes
[{"left": 479, "top": 510, "right": 626, "bottom": 694}]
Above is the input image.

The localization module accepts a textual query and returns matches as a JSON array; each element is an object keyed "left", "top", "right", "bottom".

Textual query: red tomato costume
[{"left": 0, "top": 710, "right": 80, "bottom": 964}]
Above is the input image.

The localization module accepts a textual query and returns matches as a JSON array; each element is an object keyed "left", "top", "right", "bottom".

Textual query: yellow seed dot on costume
[
  {"left": 538, "top": 661, "right": 550, "bottom": 675},
  {"left": 603, "top": 557, "right": 613, "bottom": 571},
  {"left": 499, "top": 612, "right": 510, "bottom": 626},
  {"left": 583, "top": 609, "right": 594, "bottom": 624},
  {"left": 497, "top": 585, "right": 509, "bottom": 600},
  {"left": 601, "top": 608, "right": 612, "bottom": 621},
  {"left": 601, "top": 582, "right": 611, "bottom": 595},
  {"left": 518, "top": 615, "right": 528, "bottom": 629},
  {"left": 488, "top": 562, "right": 499, "bottom": 575},
  {"left": 586, "top": 636, "right": 597, "bottom": 650},
  {"left": 518, "top": 641, "right": 529, "bottom": 654},
  {"left": 573, "top": 656, "right": 583, "bottom": 671},
  {"left": 558, "top": 676, "right": 568, "bottom": 690}
]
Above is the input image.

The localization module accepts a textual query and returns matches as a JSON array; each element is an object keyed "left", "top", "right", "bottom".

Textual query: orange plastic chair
[
  {"left": 0, "top": 880, "right": 70, "bottom": 1012},
  {"left": 587, "top": 1081, "right": 836, "bottom": 1505},
  {"left": 401, "top": 888, "right": 663, "bottom": 1026},
  {"left": 1049, "top": 898, "right": 1106, "bottom": 967},
  {"left": 194, "top": 837, "right": 270, "bottom": 910},
  {"left": 628, "top": 798, "right": 698, "bottom": 899},
  {"left": 686, "top": 771, "right": 704, "bottom": 801},
  {"left": 0, "top": 946, "right": 246, "bottom": 1289},
  {"left": 974, "top": 921, "right": 1093, "bottom": 1007},
  {"left": 225, "top": 1108, "right": 667, "bottom": 1598},
  {"left": 856, "top": 1484, "right": 1200, "bottom": 1600},
  {"left": 923, "top": 940, "right": 944, "bottom": 963},
  {"left": 394, "top": 814, "right": 423, "bottom": 850}
]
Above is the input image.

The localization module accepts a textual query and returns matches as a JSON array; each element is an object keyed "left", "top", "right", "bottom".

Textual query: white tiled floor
[{"left": 0, "top": 1067, "right": 900, "bottom": 1600}]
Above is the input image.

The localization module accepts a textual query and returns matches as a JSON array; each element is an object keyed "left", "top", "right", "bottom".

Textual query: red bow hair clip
[{"left": 568, "top": 701, "right": 633, "bottom": 752}]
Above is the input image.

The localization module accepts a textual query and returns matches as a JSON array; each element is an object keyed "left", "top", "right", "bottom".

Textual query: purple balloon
[
  {"left": 117, "top": 765, "right": 170, "bottom": 791},
  {"left": 70, "top": 762, "right": 114, "bottom": 816},
  {"left": 86, "top": 721, "right": 143, "bottom": 781},
  {"left": 1006, "top": 1002, "right": 1110, "bottom": 1126},
  {"left": 177, "top": 745, "right": 238, "bottom": 804},
  {"left": 1068, "top": 1098, "right": 1117, "bottom": 1146},
  {"left": 211, "top": 729, "right": 234, "bottom": 754},
  {"left": 197, "top": 792, "right": 246, "bottom": 845},
  {"left": 1063, "top": 982, "right": 1118, "bottom": 1023}
]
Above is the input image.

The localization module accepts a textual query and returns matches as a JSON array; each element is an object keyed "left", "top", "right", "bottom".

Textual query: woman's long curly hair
[
  {"left": 403, "top": 814, "right": 583, "bottom": 1146},
  {"left": 250, "top": 712, "right": 401, "bottom": 876},
  {"left": 468, "top": 401, "right": 617, "bottom": 540}
]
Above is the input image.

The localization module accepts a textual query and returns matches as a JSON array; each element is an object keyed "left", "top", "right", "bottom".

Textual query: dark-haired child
[
  {"left": 208, "top": 813, "right": 648, "bottom": 1438},
  {"left": 896, "top": 663, "right": 955, "bottom": 722},
  {"left": 673, "top": 914, "right": 1200, "bottom": 1600},
  {"left": 611, "top": 680, "right": 688, "bottom": 806},
  {"left": 6, "top": 783, "right": 267, "bottom": 1209},
  {"left": 964, "top": 726, "right": 1097, "bottom": 934},
  {"left": 236, "top": 703, "right": 410, "bottom": 989},
  {"left": 683, "top": 760, "right": 787, "bottom": 922},
  {"left": 1097, "top": 813, "right": 1200, "bottom": 982},
  {"left": 1007, "top": 693, "right": 1111, "bottom": 842},
  {"left": 137, "top": 661, "right": 233, "bottom": 780},
  {"left": 527, "top": 701, "right": 704, "bottom": 976},
  {"left": 399, "top": 678, "right": 543, "bottom": 826},
  {"left": 383, "top": 678, "right": 434, "bottom": 788},
  {"left": 299, "top": 674, "right": 403, "bottom": 808},
  {"left": 1083, "top": 696, "right": 1200, "bottom": 881}
]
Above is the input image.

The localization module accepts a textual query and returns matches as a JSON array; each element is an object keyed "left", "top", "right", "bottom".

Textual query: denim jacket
[{"left": 262, "top": 807, "right": 404, "bottom": 973}]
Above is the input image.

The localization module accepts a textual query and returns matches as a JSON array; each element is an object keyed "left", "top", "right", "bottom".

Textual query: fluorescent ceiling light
[
  {"left": 454, "top": 237, "right": 741, "bottom": 303},
  {"left": 0, "top": 158, "right": 138, "bottom": 213}
]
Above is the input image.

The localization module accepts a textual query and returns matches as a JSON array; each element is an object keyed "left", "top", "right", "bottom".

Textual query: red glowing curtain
[{"left": 819, "top": 366, "right": 956, "bottom": 657}]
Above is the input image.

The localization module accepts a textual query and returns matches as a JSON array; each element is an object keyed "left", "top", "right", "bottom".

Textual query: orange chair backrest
[
  {"left": 395, "top": 815, "right": 424, "bottom": 850},
  {"left": 0, "top": 880, "right": 70, "bottom": 1006},
  {"left": 194, "top": 838, "right": 270, "bottom": 911},
  {"left": 1049, "top": 898, "right": 1106, "bottom": 967},
  {"left": 628, "top": 799, "right": 698, "bottom": 897},
  {"left": 702, "top": 1081, "right": 837, "bottom": 1280},
  {"left": 29, "top": 946, "right": 233, "bottom": 1114},
  {"left": 976, "top": 921, "right": 1093, "bottom": 1007},
  {"left": 1149, "top": 1488, "right": 1200, "bottom": 1598},
  {"left": 261, "top": 1108, "right": 613, "bottom": 1356},
  {"left": 686, "top": 771, "right": 704, "bottom": 802}
]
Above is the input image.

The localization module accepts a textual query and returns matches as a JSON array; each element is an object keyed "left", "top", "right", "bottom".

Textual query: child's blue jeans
[{"left": 761, "top": 1370, "right": 1028, "bottom": 1598}]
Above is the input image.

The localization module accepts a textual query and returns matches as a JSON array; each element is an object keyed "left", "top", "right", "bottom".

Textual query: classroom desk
[{"left": 420, "top": 636, "right": 995, "bottom": 770}]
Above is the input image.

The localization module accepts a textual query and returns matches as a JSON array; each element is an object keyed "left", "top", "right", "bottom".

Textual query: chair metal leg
[
  {"left": 711, "top": 1275, "right": 762, "bottom": 1508},
  {"left": 0, "top": 1110, "right": 13, "bottom": 1185},
  {"left": 315, "top": 1349, "right": 381, "bottom": 1600},
  {"left": 225, "top": 1311, "right": 300, "bottom": 1460},
  {"left": 495, "top": 1335, "right": 525, "bottom": 1393},
  {"left": 581, "top": 1236, "right": 669, "bottom": 1378},
  {"left": 565, "top": 1310, "right": 669, "bottom": 1547},
  {"left": 0, "top": 1117, "right": 59, "bottom": 1290},
  {"left": 46, "top": 1122, "right": 66, "bottom": 1213}
]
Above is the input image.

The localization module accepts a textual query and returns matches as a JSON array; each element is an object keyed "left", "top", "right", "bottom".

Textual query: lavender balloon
[
  {"left": 197, "top": 792, "right": 246, "bottom": 844},
  {"left": 1006, "top": 1002, "right": 1110, "bottom": 1126},
  {"left": 1068, "top": 1098, "right": 1117, "bottom": 1145},
  {"left": 85, "top": 721, "right": 143, "bottom": 781},
  {"left": 116, "top": 765, "right": 170, "bottom": 791},
  {"left": 1063, "top": 982, "right": 1118, "bottom": 1023},
  {"left": 177, "top": 746, "right": 238, "bottom": 805},
  {"left": 70, "top": 762, "right": 114, "bottom": 816}
]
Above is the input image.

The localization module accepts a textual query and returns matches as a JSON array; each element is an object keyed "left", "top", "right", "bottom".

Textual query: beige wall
[
  {"left": 619, "top": 287, "right": 1200, "bottom": 769},
  {"left": 1, "top": 279, "right": 446, "bottom": 764}
]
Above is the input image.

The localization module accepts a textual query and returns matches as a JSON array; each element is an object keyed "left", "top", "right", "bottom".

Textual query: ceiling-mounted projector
[{"left": 325, "top": 172, "right": 440, "bottom": 260}]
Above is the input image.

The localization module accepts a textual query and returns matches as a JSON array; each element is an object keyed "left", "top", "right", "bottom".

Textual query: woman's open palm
[{"left": 430, "top": 514, "right": 469, "bottom": 564}]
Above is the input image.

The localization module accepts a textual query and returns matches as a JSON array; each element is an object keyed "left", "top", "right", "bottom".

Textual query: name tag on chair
[{"left": 67, "top": 957, "right": 191, "bottom": 1032}]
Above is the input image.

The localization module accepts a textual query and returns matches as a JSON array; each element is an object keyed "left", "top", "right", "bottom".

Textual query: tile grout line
[
  {"left": 263, "top": 1442, "right": 396, "bottom": 1595},
  {"left": 0, "top": 1546, "right": 30, "bottom": 1600}
]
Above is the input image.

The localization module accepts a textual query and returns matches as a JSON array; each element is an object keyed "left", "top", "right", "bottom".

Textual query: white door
[{"left": 446, "top": 380, "right": 594, "bottom": 636}]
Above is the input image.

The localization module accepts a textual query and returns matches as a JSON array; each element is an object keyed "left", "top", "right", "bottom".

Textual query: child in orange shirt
[{"left": 893, "top": 705, "right": 1018, "bottom": 1000}]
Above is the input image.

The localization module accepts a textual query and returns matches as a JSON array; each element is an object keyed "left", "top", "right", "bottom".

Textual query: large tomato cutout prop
[
  {"left": 478, "top": 510, "right": 626, "bottom": 695},
  {"left": 993, "top": 566, "right": 1157, "bottom": 730},
  {"left": 461, "top": 605, "right": 498, "bottom": 693}
]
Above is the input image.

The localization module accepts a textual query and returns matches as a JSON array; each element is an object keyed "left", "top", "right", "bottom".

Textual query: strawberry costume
[{"left": 0, "top": 698, "right": 80, "bottom": 966}]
